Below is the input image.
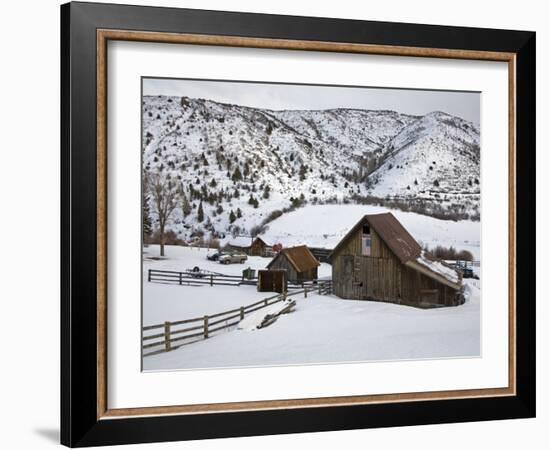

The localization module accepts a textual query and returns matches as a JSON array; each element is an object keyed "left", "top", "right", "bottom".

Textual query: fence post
[
  {"left": 304, "top": 287, "right": 308, "bottom": 298},
  {"left": 210, "top": 274, "right": 213, "bottom": 287},
  {"left": 283, "top": 291, "right": 287, "bottom": 301},
  {"left": 179, "top": 272, "right": 182, "bottom": 285},
  {"left": 318, "top": 283, "right": 322, "bottom": 294},
  {"left": 203, "top": 316, "right": 209, "bottom": 339},
  {"left": 240, "top": 306, "right": 244, "bottom": 321},
  {"left": 148, "top": 269, "right": 151, "bottom": 282},
  {"left": 164, "top": 321, "right": 171, "bottom": 352}
]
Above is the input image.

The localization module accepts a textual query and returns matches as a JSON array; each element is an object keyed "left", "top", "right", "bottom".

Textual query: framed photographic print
[{"left": 60, "top": 1, "right": 536, "bottom": 447}]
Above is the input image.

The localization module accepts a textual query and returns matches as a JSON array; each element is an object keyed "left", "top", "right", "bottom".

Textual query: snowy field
[
  {"left": 144, "top": 280, "right": 480, "bottom": 371},
  {"left": 142, "top": 245, "right": 331, "bottom": 326},
  {"left": 142, "top": 203, "right": 481, "bottom": 371},
  {"left": 260, "top": 204, "right": 480, "bottom": 259}
]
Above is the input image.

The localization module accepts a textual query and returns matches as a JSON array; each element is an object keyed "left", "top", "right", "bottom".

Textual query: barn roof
[
  {"left": 267, "top": 245, "right": 320, "bottom": 272},
  {"left": 329, "top": 213, "right": 422, "bottom": 264},
  {"left": 405, "top": 251, "right": 461, "bottom": 289},
  {"left": 252, "top": 236, "right": 270, "bottom": 246},
  {"left": 226, "top": 236, "right": 252, "bottom": 248}
]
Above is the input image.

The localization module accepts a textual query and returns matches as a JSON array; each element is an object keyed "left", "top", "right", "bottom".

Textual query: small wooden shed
[
  {"left": 257, "top": 269, "right": 287, "bottom": 293},
  {"left": 329, "top": 213, "right": 462, "bottom": 308},
  {"left": 266, "top": 245, "right": 320, "bottom": 283}
]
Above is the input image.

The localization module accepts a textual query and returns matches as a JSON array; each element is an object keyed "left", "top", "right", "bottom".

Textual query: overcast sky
[{"left": 143, "top": 77, "right": 480, "bottom": 125}]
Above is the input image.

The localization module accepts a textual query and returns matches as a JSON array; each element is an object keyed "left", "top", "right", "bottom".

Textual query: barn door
[{"left": 341, "top": 256, "right": 366, "bottom": 299}]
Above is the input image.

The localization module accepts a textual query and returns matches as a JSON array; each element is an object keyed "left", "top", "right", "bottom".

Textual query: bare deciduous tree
[{"left": 147, "top": 172, "right": 179, "bottom": 257}]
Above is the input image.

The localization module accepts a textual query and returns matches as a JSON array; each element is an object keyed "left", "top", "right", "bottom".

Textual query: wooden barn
[
  {"left": 266, "top": 245, "right": 320, "bottom": 283},
  {"left": 249, "top": 237, "right": 271, "bottom": 257},
  {"left": 225, "top": 236, "right": 252, "bottom": 254},
  {"left": 225, "top": 236, "right": 271, "bottom": 256},
  {"left": 329, "top": 213, "right": 463, "bottom": 308}
]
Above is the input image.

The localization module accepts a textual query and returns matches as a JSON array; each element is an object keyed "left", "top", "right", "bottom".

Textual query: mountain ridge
[{"left": 142, "top": 95, "right": 480, "bottom": 241}]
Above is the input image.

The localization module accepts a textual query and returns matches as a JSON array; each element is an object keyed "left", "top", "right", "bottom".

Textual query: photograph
[{"left": 141, "top": 78, "right": 482, "bottom": 371}]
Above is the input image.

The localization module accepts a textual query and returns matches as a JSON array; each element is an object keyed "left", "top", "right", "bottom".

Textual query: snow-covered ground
[
  {"left": 261, "top": 204, "right": 480, "bottom": 259},
  {"left": 142, "top": 202, "right": 481, "bottom": 371},
  {"left": 142, "top": 245, "right": 331, "bottom": 326},
  {"left": 144, "top": 279, "right": 480, "bottom": 371}
]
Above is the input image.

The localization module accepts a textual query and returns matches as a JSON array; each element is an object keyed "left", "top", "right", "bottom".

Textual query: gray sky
[{"left": 143, "top": 77, "right": 480, "bottom": 125}]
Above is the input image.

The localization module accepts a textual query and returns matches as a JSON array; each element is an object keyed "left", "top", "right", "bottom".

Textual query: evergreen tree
[
  {"left": 231, "top": 167, "right": 243, "bottom": 182},
  {"left": 142, "top": 185, "right": 153, "bottom": 241},
  {"left": 179, "top": 189, "right": 191, "bottom": 217},
  {"left": 197, "top": 201, "right": 204, "bottom": 222},
  {"left": 299, "top": 164, "right": 308, "bottom": 181},
  {"left": 236, "top": 208, "right": 242, "bottom": 218},
  {"left": 229, "top": 209, "right": 236, "bottom": 224}
]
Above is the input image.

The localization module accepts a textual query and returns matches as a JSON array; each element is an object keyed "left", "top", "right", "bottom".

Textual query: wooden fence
[
  {"left": 142, "top": 280, "right": 332, "bottom": 357},
  {"left": 148, "top": 269, "right": 255, "bottom": 287},
  {"left": 148, "top": 268, "right": 325, "bottom": 288}
]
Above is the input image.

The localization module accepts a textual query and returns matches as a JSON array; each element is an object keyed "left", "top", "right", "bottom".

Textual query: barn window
[{"left": 361, "top": 223, "right": 371, "bottom": 256}]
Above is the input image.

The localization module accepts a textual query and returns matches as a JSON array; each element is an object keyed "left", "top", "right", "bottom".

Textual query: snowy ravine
[{"left": 143, "top": 95, "right": 480, "bottom": 241}]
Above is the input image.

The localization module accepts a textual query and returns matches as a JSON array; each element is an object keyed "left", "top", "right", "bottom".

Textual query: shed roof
[
  {"left": 329, "top": 213, "right": 422, "bottom": 264},
  {"left": 267, "top": 245, "right": 320, "bottom": 272}
]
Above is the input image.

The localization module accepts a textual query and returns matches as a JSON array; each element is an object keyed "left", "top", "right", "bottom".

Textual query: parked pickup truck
[{"left": 219, "top": 253, "right": 248, "bottom": 264}]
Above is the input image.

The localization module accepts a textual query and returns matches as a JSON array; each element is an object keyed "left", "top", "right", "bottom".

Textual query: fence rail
[
  {"left": 142, "top": 280, "right": 332, "bottom": 357},
  {"left": 148, "top": 268, "right": 327, "bottom": 288}
]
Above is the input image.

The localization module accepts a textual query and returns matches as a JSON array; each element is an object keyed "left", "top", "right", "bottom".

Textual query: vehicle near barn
[
  {"left": 219, "top": 252, "right": 248, "bottom": 264},
  {"left": 206, "top": 250, "right": 226, "bottom": 261}
]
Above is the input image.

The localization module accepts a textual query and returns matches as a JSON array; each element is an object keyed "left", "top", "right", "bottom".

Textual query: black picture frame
[{"left": 61, "top": 1, "right": 535, "bottom": 447}]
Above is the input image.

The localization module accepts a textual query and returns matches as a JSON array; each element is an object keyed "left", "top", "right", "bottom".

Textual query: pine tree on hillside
[
  {"left": 236, "top": 208, "right": 242, "bottom": 219},
  {"left": 142, "top": 185, "right": 153, "bottom": 242},
  {"left": 197, "top": 201, "right": 204, "bottom": 222},
  {"left": 229, "top": 209, "right": 236, "bottom": 224},
  {"left": 179, "top": 188, "right": 191, "bottom": 217},
  {"left": 232, "top": 167, "right": 242, "bottom": 182}
]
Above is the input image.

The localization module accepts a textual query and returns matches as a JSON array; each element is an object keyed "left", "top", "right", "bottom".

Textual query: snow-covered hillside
[
  {"left": 260, "top": 204, "right": 480, "bottom": 259},
  {"left": 142, "top": 95, "right": 480, "bottom": 241}
]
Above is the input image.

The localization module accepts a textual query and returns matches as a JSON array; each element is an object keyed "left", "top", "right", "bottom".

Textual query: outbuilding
[
  {"left": 329, "top": 213, "right": 463, "bottom": 308},
  {"left": 266, "top": 245, "right": 320, "bottom": 283},
  {"left": 249, "top": 236, "right": 271, "bottom": 257},
  {"left": 225, "top": 236, "right": 271, "bottom": 256}
]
